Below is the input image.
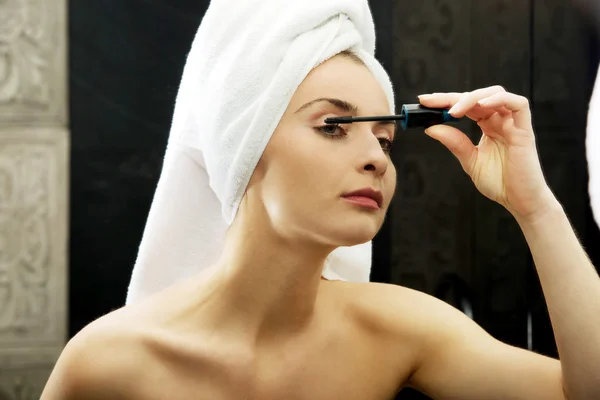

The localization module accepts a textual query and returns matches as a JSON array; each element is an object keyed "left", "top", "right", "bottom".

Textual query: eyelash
[{"left": 315, "top": 124, "right": 394, "bottom": 154}]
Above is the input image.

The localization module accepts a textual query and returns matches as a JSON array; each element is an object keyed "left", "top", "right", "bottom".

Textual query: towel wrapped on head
[{"left": 126, "top": 0, "right": 395, "bottom": 305}]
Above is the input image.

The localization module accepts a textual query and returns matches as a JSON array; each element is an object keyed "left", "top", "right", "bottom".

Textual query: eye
[
  {"left": 315, "top": 124, "right": 346, "bottom": 139},
  {"left": 378, "top": 137, "right": 393, "bottom": 153}
]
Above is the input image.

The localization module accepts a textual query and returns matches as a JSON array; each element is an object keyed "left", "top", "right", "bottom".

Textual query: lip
[{"left": 341, "top": 188, "right": 384, "bottom": 209}]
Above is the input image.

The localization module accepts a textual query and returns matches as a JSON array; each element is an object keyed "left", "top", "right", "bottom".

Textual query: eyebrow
[
  {"left": 295, "top": 97, "right": 397, "bottom": 129},
  {"left": 295, "top": 97, "right": 358, "bottom": 115}
]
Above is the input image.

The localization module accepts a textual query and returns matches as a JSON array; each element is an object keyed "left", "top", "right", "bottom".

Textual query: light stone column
[{"left": 0, "top": 0, "right": 69, "bottom": 398}]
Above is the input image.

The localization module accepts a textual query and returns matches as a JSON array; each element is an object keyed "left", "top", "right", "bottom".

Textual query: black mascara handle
[{"left": 400, "top": 104, "right": 460, "bottom": 130}]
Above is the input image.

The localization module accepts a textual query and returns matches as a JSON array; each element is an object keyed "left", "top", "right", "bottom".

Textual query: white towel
[
  {"left": 588, "top": 64, "right": 600, "bottom": 229},
  {"left": 125, "top": 0, "right": 395, "bottom": 305}
]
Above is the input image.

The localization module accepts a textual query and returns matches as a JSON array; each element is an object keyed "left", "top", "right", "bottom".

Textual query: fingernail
[
  {"left": 478, "top": 99, "right": 488, "bottom": 106},
  {"left": 448, "top": 105, "right": 458, "bottom": 115},
  {"left": 418, "top": 94, "right": 430, "bottom": 99}
]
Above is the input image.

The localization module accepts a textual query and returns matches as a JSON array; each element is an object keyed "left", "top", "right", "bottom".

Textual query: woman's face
[{"left": 248, "top": 54, "right": 397, "bottom": 247}]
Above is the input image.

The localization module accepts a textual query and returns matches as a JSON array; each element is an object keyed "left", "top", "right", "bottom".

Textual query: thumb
[{"left": 424, "top": 124, "right": 477, "bottom": 176}]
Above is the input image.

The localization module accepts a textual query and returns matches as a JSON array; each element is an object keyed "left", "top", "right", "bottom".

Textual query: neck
[{"left": 198, "top": 204, "right": 335, "bottom": 341}]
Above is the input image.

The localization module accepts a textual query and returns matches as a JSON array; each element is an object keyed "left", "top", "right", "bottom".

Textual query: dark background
[{"left": 69, "top": 1, "right": 600, "bottom": 399}]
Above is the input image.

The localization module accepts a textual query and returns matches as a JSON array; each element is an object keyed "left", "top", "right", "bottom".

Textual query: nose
[{"left": 358, "top": 131, "right": 389, "bottom": 176}]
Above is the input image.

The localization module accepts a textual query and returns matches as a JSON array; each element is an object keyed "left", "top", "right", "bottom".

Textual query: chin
[
  {"left": 335, "top": 236, "right": 374, "bottom": 248},
  {"left": 337, "top": 232, "right": 377, "bottom": 247},
  {"left": 330, "top": 222, "right": 381, "bottom": 247},
  {"left": 282, "top": 210, "right": 384, "bottom": 247}
]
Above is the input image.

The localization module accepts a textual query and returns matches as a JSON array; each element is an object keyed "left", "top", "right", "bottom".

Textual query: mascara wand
[{"left": 324, "top": 104, "right": 460, "bottom": 130}]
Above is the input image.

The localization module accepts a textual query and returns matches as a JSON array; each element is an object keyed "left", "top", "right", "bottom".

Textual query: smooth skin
[{"left": 41, "top": 55, "right": 600, "bottom": 400}]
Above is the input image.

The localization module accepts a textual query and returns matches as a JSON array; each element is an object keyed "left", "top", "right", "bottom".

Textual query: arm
[
  {"left": 412, "top": 87, "right": 600, "bottom": 399},
  {"left": 405, "top": 203, "right": 600, "bottom": 400},
  {"left": 515, "top": 201, "right": 600, "bottom": 400},
  {"left": 401, "top": 287, "right": 565, "bottom": 400}
]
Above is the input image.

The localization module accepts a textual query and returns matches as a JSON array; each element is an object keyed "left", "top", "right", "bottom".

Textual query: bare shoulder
[
  {"left": 337, "top": 281, "right": 462, "bottom": 326},
  {"left": 332, "top": 284, "right": 564, "bottom": 400},
  {"left": 41, "top": 278, "right": 219, "bottom": 400},
  {"left": 41, "top": 309, "right": 157, "bottom": 400},
  {"left": 319, "top": 281, "right": 477, "bottom": 389},
  {"left": 335, "top": 280, "right": 486, "bottom": 352}
]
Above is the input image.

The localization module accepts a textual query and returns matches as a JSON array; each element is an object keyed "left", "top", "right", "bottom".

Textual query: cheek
[
  {"left": 275, "top": 133, "right": 335, "bottom": 189},
  {"left": 260, "top": 154, "right": 310, "bottom": 215},
  {"left": 261, "top": 156, "right": 335, "bottom": 224},
  {"left": 260, "top": 127, "right": 345, "bottom": 212},
  {"left": 385, "top": 165, "right": 397, "bottom": 206}
]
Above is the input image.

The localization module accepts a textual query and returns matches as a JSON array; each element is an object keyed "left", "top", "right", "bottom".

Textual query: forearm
[{"left": 516, "top": 199, "right": 600, "bottom": 400}]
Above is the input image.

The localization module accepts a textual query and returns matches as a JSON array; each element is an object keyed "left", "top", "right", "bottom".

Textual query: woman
[{"left": 42, "top": 2, "right": 600, "bottom": 399}]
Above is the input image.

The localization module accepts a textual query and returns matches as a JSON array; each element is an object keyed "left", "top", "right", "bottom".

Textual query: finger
[
  {"left": 464, "top": 105, "right": 512, "bottom": 124},
  {"left": 477, "top": 92, "right": 532, "bottom": 130},
  {"left": 424, "top": 125, "right": 477, "bottom": 176},
  {"left": 448, "top": 86, "right": 506, "bottom": 117},
  {"left": 477, "top": 111, "right": 513, "bottom": 140},
  {"left": 418, "top": 92, "right": 464, "bottom": 109}
]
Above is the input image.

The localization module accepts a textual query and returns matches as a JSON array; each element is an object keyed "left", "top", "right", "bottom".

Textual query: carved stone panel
[
  {"left": 392, "top": 0, "right": 472, "bottom": 97},
  {"left": 0, "top": 0, "right": 67, "bottom": 124},
  {"left": 390, "top": 147, "right": 474, "bottom": 293},
  {"left": 0, "top": 127, "right": 68, "bottom": 349},
  {"left": 533, "top": 0, "right": 592, "bottom": 137},
  {"left": 0, "top": 367, "right": 54, "bottom": 400},
  {"left": 467, "top": 0, "right": 532, "bottom": 349},
  {"left": 390, "top": 0, "right": 474, "bottom": 301}
]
